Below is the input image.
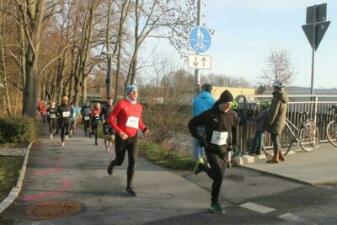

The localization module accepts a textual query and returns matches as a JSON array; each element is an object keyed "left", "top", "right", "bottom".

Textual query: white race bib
[
  {"left": 211, "top": 131, "right": 228, "bottom": 145},
  {"left": 49, "top": 114, "right": 56, "bottom": 119},
  {"left": 62, "top": 111, "right": 70, "bottom": 117},
  {"left": 126, "top": 116, "right": 139, "bottom": 129},
  {"left": 84, "top": 116, "right": 90, "bottom": 120}
]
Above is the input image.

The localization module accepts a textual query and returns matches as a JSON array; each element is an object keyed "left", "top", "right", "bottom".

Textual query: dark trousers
[
  {"left": 91, "top": 119, "right": 99, "bottom": 144},
  {"left": 251, "top": 130, "right": 264, "bottom": 155},
  {"left": 48, "top": 118, "right": 57, "bottom": 134},
  {"left": 109, "top": 135, "right": 138, "bottom": 188},
  {"left": 83, "top": 118, "right": 90, "bottom": 136},
  {"left": 60, "top": 122, "right": 70, "bottom": 142},
  {"left": 203, "top": 152, "right": 226, "bottom": 204},
  {"left": 271, "top": 133, "right": 281, "bottom": 155}
]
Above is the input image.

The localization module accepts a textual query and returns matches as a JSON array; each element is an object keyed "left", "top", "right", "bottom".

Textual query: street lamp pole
[{"left": 194, "top": 0, "right": 202, "bottom": 96}]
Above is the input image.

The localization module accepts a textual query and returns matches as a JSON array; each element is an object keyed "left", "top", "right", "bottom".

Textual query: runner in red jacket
[{"left": 107, "top": 84, "right": 149, "bottom": 196}]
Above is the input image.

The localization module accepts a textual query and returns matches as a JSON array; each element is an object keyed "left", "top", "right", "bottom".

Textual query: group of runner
[
  {"left": 38, "top": 96, "right": 77, "bottom": 146},
  {"left": 39, "top": 85, "right": 148, "bottom": 198},
  {"left": 37, "top": 81, "right": 287, "bottom": 214}
]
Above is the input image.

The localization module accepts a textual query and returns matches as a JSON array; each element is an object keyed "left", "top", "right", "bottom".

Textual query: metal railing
[{"left": 236, "top": 94, "right": 337, "bottom": 153}]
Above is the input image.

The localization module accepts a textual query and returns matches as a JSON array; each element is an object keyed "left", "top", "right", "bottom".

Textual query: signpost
[
  {"left": 302, "top": 3, "right": 330, "bottom": 94},
  {"left": 188, "top": 54, "right": 212, "bottom": 70},
  {"left": 189, "top": 0, "right": 213, "bottom": 96}
]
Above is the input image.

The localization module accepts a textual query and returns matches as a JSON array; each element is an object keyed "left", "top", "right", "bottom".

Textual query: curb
[
  {"left": 232, "top": 150, "right": 297, "bottom": 165},
  {"left": 0, "top": 142, "right": 33, "bottom": 214}
]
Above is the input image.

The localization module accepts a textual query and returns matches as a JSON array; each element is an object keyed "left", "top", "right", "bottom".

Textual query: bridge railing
[{"left": 236, "top": 94, "right": 337, "bottom": 153}]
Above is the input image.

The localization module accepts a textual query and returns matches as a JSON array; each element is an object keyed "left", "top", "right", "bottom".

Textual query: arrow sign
[
  {"left": 188, "top": 54, "right": 211, "bottom": 70},
  {"left": 302, "top": 21, "right": 330, "bottom": 51}
]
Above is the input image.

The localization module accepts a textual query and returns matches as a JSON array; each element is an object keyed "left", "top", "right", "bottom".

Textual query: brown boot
[
  {"left": 266, "top": 153, "right": 279, "bottom": 163},
  {"left": 266, "top": 158, "right": 279, "bottom": 163},
  {"left": 279, "top": 151, "right": 285, "bottom": 161}
]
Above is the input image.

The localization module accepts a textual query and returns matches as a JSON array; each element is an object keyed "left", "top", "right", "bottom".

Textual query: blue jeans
[
  {"left": 251, "top": 130, "right": 264, "bottom": 155},
  {"left": 193, "top": 126, "right": 205, "bottom": 160}
]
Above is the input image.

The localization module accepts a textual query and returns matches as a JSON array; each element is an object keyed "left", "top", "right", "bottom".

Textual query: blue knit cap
[{"left": 126, "top": 84, "right": 138, "bottom": 94}]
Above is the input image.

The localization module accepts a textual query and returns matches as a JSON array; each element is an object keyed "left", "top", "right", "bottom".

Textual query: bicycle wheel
[
  {"left": 299, "top": 123, "right": 320, "bottom": 152},
  {"left": 282, "top": 127, "right": 295, "bottom": 156},
  {"left": 326, "top": 120, "right": 337, "bottom": 147}
]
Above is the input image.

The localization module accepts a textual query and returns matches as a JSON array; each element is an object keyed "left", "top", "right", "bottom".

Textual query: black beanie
[{"left": 218, "top": 90, "right": 234, "bottom": 104}]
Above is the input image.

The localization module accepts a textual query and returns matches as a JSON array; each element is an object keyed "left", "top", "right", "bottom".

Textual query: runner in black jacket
[
  {"left": 188, "top": 90, "right": 239, "bottom": 214},
  {"left": 81, "top": 102, "right": 91, "bottom": 137},
  {"left": 47, "top": 101, "right": 57, "bottom": 139}
]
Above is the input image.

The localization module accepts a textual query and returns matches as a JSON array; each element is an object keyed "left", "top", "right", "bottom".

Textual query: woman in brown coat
[{"left": 266, "top": 80, "right": 289, "bottom": 163}]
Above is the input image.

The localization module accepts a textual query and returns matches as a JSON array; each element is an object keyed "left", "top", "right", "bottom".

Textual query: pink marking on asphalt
[{"left": 21, "top": 179, "right": 72, "bottom": 201}]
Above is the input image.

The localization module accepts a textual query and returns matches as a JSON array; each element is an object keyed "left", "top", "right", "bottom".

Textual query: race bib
[
  {"left": 126, "top": 116, "right": 139, "bottom": 129},
  {"left": 84, "top": 116, "right": 90, "bottom": 120},
  {"left": 62, "top": 111, "right": 70, "bottom": 117},
  {"left": 211, "top": 131, "right": 228, "bottom": 145},
  {"left": 49, "top": 114, "right": 56, "bottom": 119}
]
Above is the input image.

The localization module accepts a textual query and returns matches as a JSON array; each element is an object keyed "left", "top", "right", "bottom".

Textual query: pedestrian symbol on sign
[{"left": 189, "top": 26, "right": 211, "bottom": 53}]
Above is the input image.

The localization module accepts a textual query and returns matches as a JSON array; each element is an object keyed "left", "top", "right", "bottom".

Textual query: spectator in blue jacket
[{"left": 192, "top": 83, "right": 216, "bottom": 174}]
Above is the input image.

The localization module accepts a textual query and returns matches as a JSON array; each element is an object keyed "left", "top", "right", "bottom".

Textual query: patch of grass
[
  {"left": 139, "top": 141, "right": 194, "bottom": 171},
  {"left": 0, "top": 156, "right": 23, "bottom": 202}
]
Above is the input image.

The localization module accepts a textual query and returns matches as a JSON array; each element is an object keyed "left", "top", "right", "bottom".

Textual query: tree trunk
[
  {"left": 21, "top": 0, "right": 46, "bottom": 117},
  {"left": 0, "top": 17, "right": 12, "bottom": 116},
  {"left": 81, "top": 75, "right": 88, "bottom": 105}
]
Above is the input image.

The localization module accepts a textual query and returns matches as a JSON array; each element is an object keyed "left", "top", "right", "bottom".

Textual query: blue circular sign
[{"left": 189, "top": 26, "right": 212, "bottom": 53}]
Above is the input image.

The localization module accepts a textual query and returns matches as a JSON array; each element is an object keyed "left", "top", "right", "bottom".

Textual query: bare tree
[
  {"left": 259, "top": 48, "right": 295, "bottom": 86},
  {"left": 126, "top": 0, "right": 197, "bottom": 87},
  {"left": 0, "top": 1, "right": 12, "bottom": 116}
]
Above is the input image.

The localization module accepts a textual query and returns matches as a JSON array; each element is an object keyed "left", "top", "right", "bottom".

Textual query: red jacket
[
  {"left": 108, "top": 99, "right": 145, "bottom": 138},
  {"left": 91, "top": 108, "right": 101, "bottom": 118},
  {"left": 38, "top": 103, "right": 47, "bottom": 113}
]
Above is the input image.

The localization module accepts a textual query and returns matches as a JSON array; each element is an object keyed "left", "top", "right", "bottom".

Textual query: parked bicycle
[
  {"left": 263, "top": 112, "right": 320, "bottom": 157},
  {"left": 326, "top": 105, "right": 337, "bottom": 147}
]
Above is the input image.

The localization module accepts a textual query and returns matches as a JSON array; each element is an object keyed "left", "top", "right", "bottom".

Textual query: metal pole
[
  {"left": 106, "top": 54, "right": 112, "bottom": 98},
  {"left": 310, "top": 9, "right": 316, "bottom": 95},
  {"left": 194, "top": 0, "right": 201, "bottom": 96},
  {"left": 310, "top": 48, "right": 315, "bottom": 95}
]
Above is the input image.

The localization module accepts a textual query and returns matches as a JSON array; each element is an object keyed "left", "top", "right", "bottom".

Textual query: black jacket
[
  {"left": 100, "top": 103, "right": 113, "bottom": 121},
  {"left": 57, "top": 104, "right": 73, "bottom": 124},
  {"left": 47, "top": 107, "right": 57, "bottom": 120},
  {"left": 188, "top": 103, "right": 239, "bottom": 156}
]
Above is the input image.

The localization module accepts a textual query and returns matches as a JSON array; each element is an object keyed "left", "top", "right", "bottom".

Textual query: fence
[{"left": 236, "top": 94, "right": 337, "bottom": 153}]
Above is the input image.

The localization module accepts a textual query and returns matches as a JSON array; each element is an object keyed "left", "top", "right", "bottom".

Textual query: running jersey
[
  {"left": 57, "top": 104, "right": 72, "bottom": 124},
  {"left": 91, "top": 108, "right": 101, "bottom": 120},
  {"left": 108, "top": 99, "right": 145, "bottom": 138},
  {"left": 47, "top": 107, "right": 57, "bottom": 119}
]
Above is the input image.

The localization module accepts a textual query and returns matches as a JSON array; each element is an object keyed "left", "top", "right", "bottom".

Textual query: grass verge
[
  {"left": 139, "top": 141, "right": 194, "bottom": 171},
  {"left": 0, "top": 156, "right": 23, "bottom": 202}
]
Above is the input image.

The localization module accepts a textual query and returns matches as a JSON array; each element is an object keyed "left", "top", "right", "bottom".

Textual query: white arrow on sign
[{"left": 188, "top": 54, "right": 212, "bottom": 70}]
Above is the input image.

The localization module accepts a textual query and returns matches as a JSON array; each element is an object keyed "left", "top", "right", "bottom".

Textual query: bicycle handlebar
[{"left": 298, "top": 112, "right": 308, "bottom": 122}]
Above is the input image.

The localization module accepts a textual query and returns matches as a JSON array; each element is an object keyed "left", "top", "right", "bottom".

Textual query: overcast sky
[{"left": 142, "top": 0, "right": 337, "bottom": 89}]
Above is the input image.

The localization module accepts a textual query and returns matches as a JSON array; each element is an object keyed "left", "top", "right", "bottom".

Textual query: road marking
[
  {"left": 279, "top": 213, "right": 304, "bottom": 222},
  {"left": 240, "top": 202, "right": 275, "bottom": 214}
]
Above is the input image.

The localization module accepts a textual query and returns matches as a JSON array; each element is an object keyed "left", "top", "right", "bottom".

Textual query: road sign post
[{"left": 302, "top": 3, "right": 330, "bottom": 95}]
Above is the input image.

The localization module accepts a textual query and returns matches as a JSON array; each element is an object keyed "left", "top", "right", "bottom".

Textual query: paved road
[{"left": 1, "top": 129, "right": 337, "bottom": 225}]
